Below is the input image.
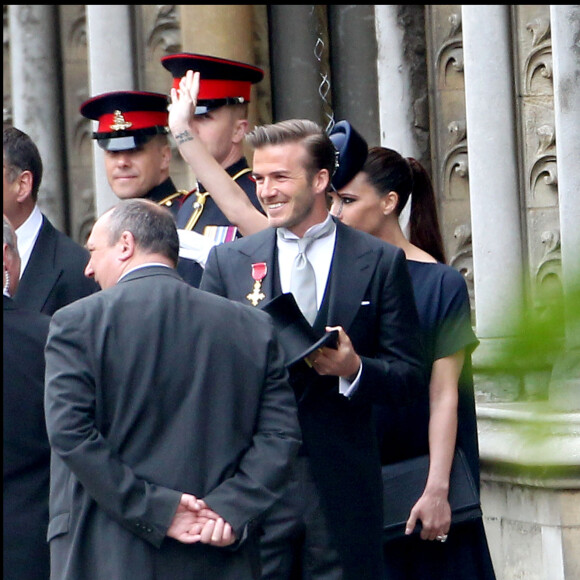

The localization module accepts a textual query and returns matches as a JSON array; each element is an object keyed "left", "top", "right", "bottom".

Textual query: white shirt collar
[{"left": 15, "top": 206, "right": 43, "bottom": 278}]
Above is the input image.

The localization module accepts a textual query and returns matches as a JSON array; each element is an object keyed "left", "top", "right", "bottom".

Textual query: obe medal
[{"left": 246, "top": 262, "right": 267, "bottom": 306}]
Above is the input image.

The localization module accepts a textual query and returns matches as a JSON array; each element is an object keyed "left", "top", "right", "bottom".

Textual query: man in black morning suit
[
  {"left": 3, "top": 214, "right": 51, "bottom": 580},
  {"left": 3, "top": 127, "right": 99, "bottom": 314},
  {"left": 200, "top": 119, "right": 426, "bottom": 579}
]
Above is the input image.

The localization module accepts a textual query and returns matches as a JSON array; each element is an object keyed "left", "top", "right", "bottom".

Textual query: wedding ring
[{"left": 436, "top": 534, "right": 448, "bottom": 543}]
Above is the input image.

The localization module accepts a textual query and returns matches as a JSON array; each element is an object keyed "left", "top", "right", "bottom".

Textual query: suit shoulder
[
  {"left": 53, "top": 228, "right": 89, "bottom": 256},
  {"left": 211, "top": 228, "right": 271, "bottom": 255},
  {"left": 41, "top": 215, "right": 89, "bottom": 258}
]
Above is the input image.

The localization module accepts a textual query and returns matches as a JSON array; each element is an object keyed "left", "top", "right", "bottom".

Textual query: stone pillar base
[{"left": 478, "top": 402, "right": 580, "bottom": 579}]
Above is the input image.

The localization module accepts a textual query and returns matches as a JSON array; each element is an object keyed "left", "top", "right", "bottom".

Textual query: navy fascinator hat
[{"left": 328, "top": 120, "right": 369, "bottom": 190}]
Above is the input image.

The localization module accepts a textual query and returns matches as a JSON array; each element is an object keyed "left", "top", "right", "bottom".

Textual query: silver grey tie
[{"left": 290, "top": 236, "right": 318, "bottom": 324}]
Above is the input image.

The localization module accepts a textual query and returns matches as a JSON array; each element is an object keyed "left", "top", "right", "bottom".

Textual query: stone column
[
  {"left": 548, "top": 5, "right": 580, "bottom": 410},
  {"left": 8, "top": 5, "right": 66, "bottom": 231},
  {"left": 268, "top": 5, "right": 325, "bottom": 123},
  {"left": 549, "top": 5, "right": 580, "bottom": 349},
  {"left": 176, "top": 5, "right": 265, "bottom": 173},
  {"left": 179, "top": 5, "right": 254, "bottom": 62},
  {"left": 86, "top": 5, "right": 135, "bottom": 217},
  {"left": 328, "top": 5, "right": 380, "bottom": 146},
  {"left": 461, "top": 5, "right": 525, "bottom": 340},
  {"left": 374, "top": 5, "right": 423, "bottom": 159}
]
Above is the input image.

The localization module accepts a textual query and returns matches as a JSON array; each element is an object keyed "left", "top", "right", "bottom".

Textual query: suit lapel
[
  {"left": 324, "top": 221, "right": 380, "bottom": 332},
  {"left": 16, "top": 217, "right": 61, "bottom": 311},
  {"left": 233, "top": 229, "right": 278, "bottom": 308}
]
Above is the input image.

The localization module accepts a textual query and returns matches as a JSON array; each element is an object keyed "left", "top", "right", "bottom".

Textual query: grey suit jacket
[
  {"left": 44, "top": 266, "right": 301, "bottom": 580},
  {"left": 200, "top": 218, "right": 426, "bottom": 579}
]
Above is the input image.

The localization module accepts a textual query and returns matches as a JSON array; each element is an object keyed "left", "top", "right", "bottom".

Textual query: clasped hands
[{"left": 167, "top": 493, "right": 237, "bottom": 547}]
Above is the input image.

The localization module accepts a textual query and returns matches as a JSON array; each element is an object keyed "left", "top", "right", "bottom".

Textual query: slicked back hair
[{"left": 246, "top": 119, "right": 336, "bottom": 186}]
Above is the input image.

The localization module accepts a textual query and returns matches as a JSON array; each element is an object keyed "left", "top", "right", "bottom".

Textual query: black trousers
[{"left": 260, "top": 455, "right": 343, "bottom": 580}]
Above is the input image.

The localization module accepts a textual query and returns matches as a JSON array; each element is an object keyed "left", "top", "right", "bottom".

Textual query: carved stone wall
[
  {"left": 59, "top": 5, "right": 94, "bottom": 244},
  {"left": 425, "top": 6, "right": 474, "bottom": 320},
  {"left": 515, "top": 11, "right": 561, "bottom": 291}
]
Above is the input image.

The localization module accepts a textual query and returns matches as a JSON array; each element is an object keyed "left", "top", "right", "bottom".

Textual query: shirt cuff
[{"left": 339, "top": 361, "right": 362, "bottom": 398}]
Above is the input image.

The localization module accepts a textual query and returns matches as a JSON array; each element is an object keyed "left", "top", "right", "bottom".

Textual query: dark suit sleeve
[
  {"left": 44, "top": 305, "right": 181, "bottom": 548},
  {"left": 201, "top": 309, "right": 302, "bottom": 543},
  {"left": 354, "top": 248, "right": 427, "bottom": 407}
]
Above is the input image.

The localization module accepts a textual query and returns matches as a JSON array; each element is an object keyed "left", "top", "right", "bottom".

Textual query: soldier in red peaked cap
[
  {"left": 80, "top": 90, "right": 192, "bottom": 218},
  {"left": 80, "top": 90, "right": 203, "bottom": 286},
  {"left": 161, "top": 53, "right": 266, "bottom": 241}
]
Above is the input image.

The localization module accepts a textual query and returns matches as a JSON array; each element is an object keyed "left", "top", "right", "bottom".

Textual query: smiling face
[
  {"left": 252, "top": 142, "right": 329, "bottom": 237},
  {"left": 104, "top": 135, "right": 171, "bottom": 199}
]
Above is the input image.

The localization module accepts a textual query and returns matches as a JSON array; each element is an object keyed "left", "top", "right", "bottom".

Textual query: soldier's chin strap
[{"left": 183, "top": 167, "right": 252, "bottom": 232}]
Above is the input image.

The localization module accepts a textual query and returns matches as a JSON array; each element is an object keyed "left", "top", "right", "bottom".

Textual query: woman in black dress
[{"left": 328, "top": 125, "right": 496, "bottom": 580}]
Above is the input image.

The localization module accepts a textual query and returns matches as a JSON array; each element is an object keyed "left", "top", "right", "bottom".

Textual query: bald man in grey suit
[{"left": 44, "top": 199, "right": 301, "bottom": 580}]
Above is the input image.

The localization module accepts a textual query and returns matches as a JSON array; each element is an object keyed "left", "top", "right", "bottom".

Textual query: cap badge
[
  {"left": 246, "top": 262, "right": 267, "bottom": 306},
  {"left": 110, "top": 110, "right": 133, "bottom": 131}
]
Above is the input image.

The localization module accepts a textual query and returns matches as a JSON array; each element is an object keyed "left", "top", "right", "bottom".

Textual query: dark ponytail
[
  {"left": 364, "top": 147, "right": 446, "bottom": 263},
  {"left": 407, "top": 158, "right": 446, "bottom": 264}
]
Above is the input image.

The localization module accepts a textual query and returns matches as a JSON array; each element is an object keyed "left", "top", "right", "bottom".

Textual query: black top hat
[
  {"left": 262, "top": 293, "right": 339, "bottom": 368},
  {"left": 329, "top": 120, "right": 369, "bottom": 190},
  {"left": 80, "top": 91, "right": 170, "bottom": 151},
  {"left": 161, "top": 52, "right": 264, "bottom": 114}
]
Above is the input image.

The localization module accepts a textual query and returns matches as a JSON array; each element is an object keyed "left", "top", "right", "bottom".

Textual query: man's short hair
[
  {"left": 3, "top": 127, "right": 43, "bottom": 202},
  {"left": 106, "top": 199, "right": 180, "bottom": 266},
  {"left": 246, "top": 119, "right": 336, "bottom": 183}
]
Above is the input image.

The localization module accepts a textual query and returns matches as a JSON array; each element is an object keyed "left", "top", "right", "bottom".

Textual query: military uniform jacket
[
  {"left": 200, "top": 218, "right": 426, "bottom": 579},
  {"left": 149, "top": 177, "right": 190, "bottom": 220},
  {"left": 176, "top": 157, "right": 264, "bottom": 235},
  {"left": 44, "top": 267, "right": 301, "bottom": 580},
  {"left": 149, "top": 177, "right": 205, "bottom": 287}
]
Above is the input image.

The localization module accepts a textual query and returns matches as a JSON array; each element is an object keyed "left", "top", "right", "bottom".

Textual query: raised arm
[{"left": 168, "top": 70, "right": 268, "bottom": 236}]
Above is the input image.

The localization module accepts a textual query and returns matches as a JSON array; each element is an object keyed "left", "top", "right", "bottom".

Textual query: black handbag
[{"left": 382, "top": 447, "right": 482, "bottom": 542}]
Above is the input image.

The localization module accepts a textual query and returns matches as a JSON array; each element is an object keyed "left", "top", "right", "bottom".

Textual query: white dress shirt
[
  {"left": 15, "top": 205, "right": 43, "bottom": 279},
  {"left": 276, "top": 214, "right": 361, "bottom": 397}
]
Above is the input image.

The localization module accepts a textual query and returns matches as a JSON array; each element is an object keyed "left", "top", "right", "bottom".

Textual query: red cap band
[
  {"left": 97, "top": 110, "right": 168, "bottom": 133},
  {"left": 171, "top": 78, "right": 252, "bottom": 102}
]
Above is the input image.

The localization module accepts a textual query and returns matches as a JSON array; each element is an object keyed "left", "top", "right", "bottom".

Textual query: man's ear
[
  {"left": 232, "top": 119, "right": 249, "bottom": 145},
  {"left": 3, "top": 242, "right": 12, "bottom": 272},
  {"left": 160, "top": 143, "right": 172, "bottom": 172},
  {"left": 117, "top": 230, "right": 136, "bottom": 261},
  {"left": 313, "top": 169, "right": 331, "bottom": 197},
  {"left": 15, "top": 170, "right": 34, "bottom": 203}
]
